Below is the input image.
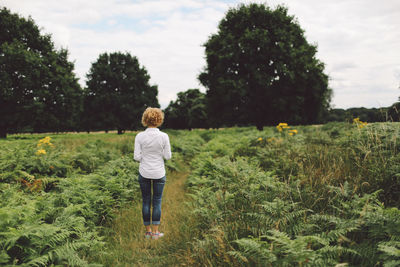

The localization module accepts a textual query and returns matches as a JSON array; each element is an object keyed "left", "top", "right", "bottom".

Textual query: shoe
[
  {"left": 151, "top": 232, "right": 164, "bottom": 240},
  {"left": 145, "top": 232, "right": 152, "bottom": 239}
]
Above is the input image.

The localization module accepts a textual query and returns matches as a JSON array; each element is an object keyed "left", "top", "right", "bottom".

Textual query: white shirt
[{"left": 134, "top": 128, "right": 172, "bottom": 179}]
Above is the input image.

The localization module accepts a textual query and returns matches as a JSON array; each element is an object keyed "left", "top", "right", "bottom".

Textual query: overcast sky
[{"left": 2, "top": 0, "right": 400, "bottom": 109}]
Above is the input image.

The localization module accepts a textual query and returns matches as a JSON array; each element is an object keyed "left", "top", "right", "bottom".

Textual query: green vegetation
[
  {"left": 0, "top": 7, "right": 82, "bottom": 137},
  {"left": 0, "top": 133, "right": 138, "bottom": 266},
  {"left": 164, "top": 89, "right": 208, "bottom": 130},
  {"left": 0, "top": 132, "right": 182, "bottom": 266},
  {"left": 1, "top": 122, "right": 399, "bottom": 266},
  {"left": 83, "top": 52, "right": 159, "bottom": 134},
  {"left": 326, "top": 107, "right": 391, "bottom": 123},
  {"left": 198, "top": 3, "right": 331, "bottom": 129},
  {"left": 1, "top": 3, "right": 399, "bottom": 265},
  {"left": 0, "top": 8, "right": 160, "bottom": 138},
  {"left": 388, "top": 101, "right": 400, "bottom": 122},
  {"left": 183, "top": 122, "right": 400, "bottom": 266}
]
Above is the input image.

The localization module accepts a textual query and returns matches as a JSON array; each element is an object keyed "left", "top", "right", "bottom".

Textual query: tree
[
  {"left": 199, "top": 3, "right": 331, "bottom": 130},
  {"left": 0, "top": 8, "right": 83, "bottom": 137},
  {"left": 326, "top": 108, "right": 346, "bottom": 122},
  {"left": 346, "top": 107, "right": 387, "bottom": 122},
  {"left": 164, "top": 89, "right": 208, "bottom": 129},
  {"left": 388, "top": 98, "right": 400, "bottom": 122},
  {"left": 326, "top": 107, "right": 388, "bottom": 123},
  {"left": 84, "top": 52, "right": 159, "bottom": 133}
]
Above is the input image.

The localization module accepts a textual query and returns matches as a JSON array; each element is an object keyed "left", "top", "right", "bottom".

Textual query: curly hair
[{"left": 141, "top": 107, "right": 164, "bottom": 127}]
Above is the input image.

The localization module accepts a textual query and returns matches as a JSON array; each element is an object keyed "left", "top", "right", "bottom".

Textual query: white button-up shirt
[{"left": 134, "top": 128, "right": 172, "bottom": 179}]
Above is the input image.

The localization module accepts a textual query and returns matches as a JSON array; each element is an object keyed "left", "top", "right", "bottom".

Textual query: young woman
[{"left": 134, "top": 107, "right": 172, "bottom": 240}]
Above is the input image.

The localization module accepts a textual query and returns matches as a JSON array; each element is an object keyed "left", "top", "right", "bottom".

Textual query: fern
[
  {"left": 378, "top": 241, "right": 400, "bottom": 267},
  {"left": 232, "top": 237, "right": 276, "bottom": 266}
]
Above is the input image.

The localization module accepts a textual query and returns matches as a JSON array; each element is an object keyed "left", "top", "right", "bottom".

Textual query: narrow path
[{"left": 98, "top": 170, "right": 193, "bottom": 266}]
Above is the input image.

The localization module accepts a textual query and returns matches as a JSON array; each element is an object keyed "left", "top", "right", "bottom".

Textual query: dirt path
[{"left": 98, "top": 170, "right": 192, "bottom": 266}]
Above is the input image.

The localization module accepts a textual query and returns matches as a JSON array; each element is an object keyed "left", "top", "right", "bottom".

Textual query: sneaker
[
  {"left": 151, "top": 232, "right": 164, "bottom": 240},
  {"left": 145, "top": 232, "right": 152, "bottom": 239}
]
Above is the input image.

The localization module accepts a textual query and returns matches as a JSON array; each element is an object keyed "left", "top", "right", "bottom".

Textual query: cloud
[
  {"left": 276, "top": 0, "right": 400, "bottom": 108},
  {"left": 2, "top": 0, "right": 399, "bottom": 109},
  {"left": 2, "top": 0, "right": 228, "bottom": 108},
  {"left": 330, "top": 62, "right": 358, "bottom": 73}
]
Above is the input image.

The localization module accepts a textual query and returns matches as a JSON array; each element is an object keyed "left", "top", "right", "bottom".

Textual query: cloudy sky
[{"left": 2, "top": 0, "right": 400, "bottom": 109}]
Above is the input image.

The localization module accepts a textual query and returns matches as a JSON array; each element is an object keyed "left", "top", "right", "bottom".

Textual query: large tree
[
  {"left": 199, "top": 3, "right": 331, "bottom": 130},
  {"left": 0, "top": 8, "right": 82, "bottom": 137},
  {"left": 164, "top": 88, "right": 208, "bottom": 129},
  {"left": 84, "top": 52, "right": 159, "bottom": 133}
]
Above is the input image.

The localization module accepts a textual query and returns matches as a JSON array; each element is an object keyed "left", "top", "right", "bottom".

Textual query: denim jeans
[{"left": 138, "top": 174, "right": 166, "bottom": 226}]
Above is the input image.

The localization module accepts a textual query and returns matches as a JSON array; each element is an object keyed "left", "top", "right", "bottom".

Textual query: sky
[{"left": 2, "top": 0, "right": 400, "bottom": 109}]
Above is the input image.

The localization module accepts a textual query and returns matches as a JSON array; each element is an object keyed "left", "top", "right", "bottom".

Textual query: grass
[{"left": 96, "top": 169, "right": 194, "bottom": 266}]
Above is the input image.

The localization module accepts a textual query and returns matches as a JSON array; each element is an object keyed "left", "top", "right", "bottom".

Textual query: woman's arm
[
  {"left": 163, "top": 135, "right": 172, "bottom": 160},
  {"left": 134, "top": 135, "right": 142, "bottom": 161}
]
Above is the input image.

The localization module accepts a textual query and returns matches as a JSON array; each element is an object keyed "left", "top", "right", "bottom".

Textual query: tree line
[
  {"left": 1, "top": 4, "right": 398, "bottom": 138},
  {"left": 0, "top": 7, "right": 158, "bottom": 138},
  {"left": 164, "top": 88, "right": 399, "bottom": 129}
]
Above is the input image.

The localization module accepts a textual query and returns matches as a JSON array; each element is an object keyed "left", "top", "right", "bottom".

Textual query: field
[{"left": 1, "top": 122, "right": 399, "bottom": 266}]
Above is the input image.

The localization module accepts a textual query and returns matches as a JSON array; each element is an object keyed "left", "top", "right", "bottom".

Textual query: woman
[{"left": 134, "top": 107, "right": 172, "bottom": 240}]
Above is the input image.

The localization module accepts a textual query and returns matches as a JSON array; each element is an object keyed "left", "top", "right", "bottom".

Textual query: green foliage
[
  {"left": 378, "top": 241, "right": 400, "bottom": 267},
  {"left": 184, "top": 123, "right": 400, "bottom": 266},
  {"left": 0, "top": 7, "right": 82, "bottom": 137},
  {"left": 0, "top": 133, "right": 142, "bottom": 265},
  {"left": 84, "top": 52, "right": 159, "bottom": 133},
  {"left": 169, "top": 131, "right": 205, "bottom": 160},
  {"left": 388, "top": 101, "right": 400, "bottom": 122},
  {"left": 0, "top": 130, "right": 202, "bottom": 265},
  {"left": 0, "top": 155, "right": 140, "bottom": 265},
  {"left": 164, "top": 88, "right": 208, "bottom": 129},
  {"left": 1, "top": 123, "right": 399, "bottom": 266},
  {"left": 327, "top": 107, "right": 389, "bottom": 123},
  {"left": 0, "top": 183, "right": 104, "bottom": 266},
  {"left": 199, "top": 3, "right": 331, "bottom": 129}
]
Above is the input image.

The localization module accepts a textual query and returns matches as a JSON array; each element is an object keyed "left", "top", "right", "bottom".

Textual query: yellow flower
[
  {"left": 36, "top": 149, "right": 46, "bottom": 156},
  {"left": 37, "top": 136, "right": 54, "bottom": 147},
  {"left": 40, "top": 136, "right": 51, "bottom": 143},
  {"left": 358, "top": 122, "right": 368, "bottom": 129},
  {"left": 257, "top": 137, "right": 263, "bottom": 141},
  {"left": 289, "top": 129, "right": 298, "bottom": 135},
  {"left": 276, "top": 122, "right": 291, "bottom": 132},
  {"left": 353, "top": 118, "right": 368, "bottom": 128}
]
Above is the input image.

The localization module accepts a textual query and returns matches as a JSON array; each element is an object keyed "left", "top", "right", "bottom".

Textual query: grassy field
[{"left": 1, "top": 122, "right": 399, "bottom": 266}]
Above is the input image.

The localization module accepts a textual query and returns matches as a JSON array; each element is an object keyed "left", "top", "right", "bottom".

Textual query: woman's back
[{"left": 134, "top": 128, "right": 171, "bottom": 179}]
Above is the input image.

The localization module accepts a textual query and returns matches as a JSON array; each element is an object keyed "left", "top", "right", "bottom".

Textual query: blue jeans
[{"left": 138, "top": 174, "right": 166, "bottom": 226}]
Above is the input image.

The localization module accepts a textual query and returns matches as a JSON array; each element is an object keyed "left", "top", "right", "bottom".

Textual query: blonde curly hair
[{"left": 141, "top": 107, "right": 164, "bottom": 127}]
